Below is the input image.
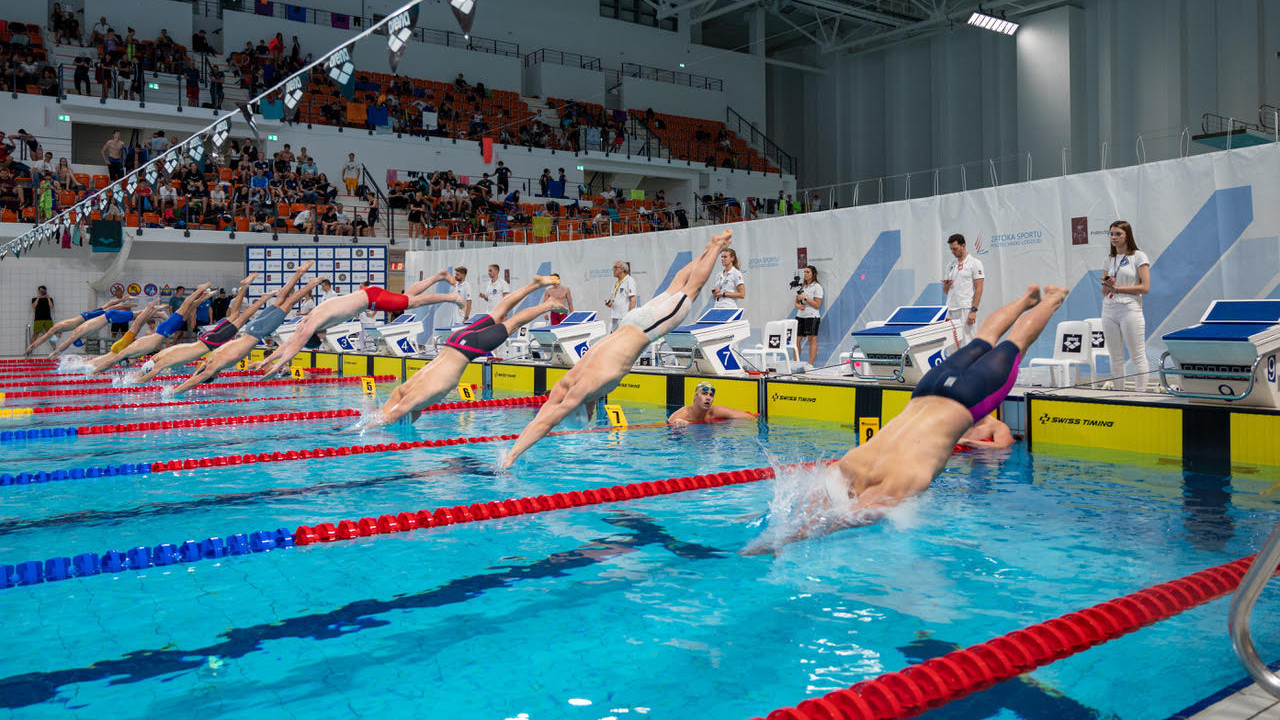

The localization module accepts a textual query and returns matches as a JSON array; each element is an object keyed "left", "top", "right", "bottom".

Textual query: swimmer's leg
[
  {"left": 490, "top": 275, "right": 558, "bottom": 323},
  {"left": 1002, "top": 284, "right": 1069, "bottom": 352},
  {"left": 673, "top": 229, "right": 732, "bottom": 298}
]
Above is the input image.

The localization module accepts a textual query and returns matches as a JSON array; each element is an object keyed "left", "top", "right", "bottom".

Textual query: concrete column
[{"left": 1016, "top": 5, "right": 1087, "bottom": 180}]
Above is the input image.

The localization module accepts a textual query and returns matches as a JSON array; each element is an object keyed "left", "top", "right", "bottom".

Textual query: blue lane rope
[
  {"left": 0, "top": 527, "right": 296, "bottom": 589},
  {"left": 0, "top": 462, "right": 151, "bottom": 486}
]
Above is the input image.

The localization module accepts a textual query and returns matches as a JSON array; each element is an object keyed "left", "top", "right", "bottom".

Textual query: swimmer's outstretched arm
[
  {"left": 133, "top": 340, "right": 208, "bottom": 383},
  {"left": 49, "top": 315, "right": 109, "bottom": 357},
  {"left": 498, "top": 381, "right": 589, "bottom": 469}
]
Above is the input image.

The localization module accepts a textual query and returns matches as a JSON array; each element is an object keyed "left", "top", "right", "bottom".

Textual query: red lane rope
[
  {"left": 78, "top": 395, "right": 550, "bottom": 436},
  {"left": 294, "top": 464, "right": 782, "bottom": 545},
  {"left": 752, "top": 555, "right": 1271, "bottom": 720},
  {"left": 30, "top": 395, "right": 326, "bottom": 414},
  {"left": 3, "top": 375, "right": 397, "bottom": 400}
]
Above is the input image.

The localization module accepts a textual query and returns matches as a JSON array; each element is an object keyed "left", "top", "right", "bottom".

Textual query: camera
[{"left": 788, "top": 275, "right": 802, "bottom": 289}]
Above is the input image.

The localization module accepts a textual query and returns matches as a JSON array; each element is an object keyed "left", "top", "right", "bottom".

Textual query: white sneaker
[{"left": 1101, "top": 380, "right": 1115, "bottom": 391}]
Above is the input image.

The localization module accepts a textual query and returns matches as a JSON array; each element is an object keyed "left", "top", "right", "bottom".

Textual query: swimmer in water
[
  {"left": 86, "top": 283, "right": 217, "bottom": 375},
  {"left": 745, "top": 283, "right": 1068, "bottom": 554},
  {"left": 138, "top": 263, "right": 317, "bottom": 386},
  {"left": 170, "top": 275, "right": 335, "bottom": 394},
  {"left": 374, "top": 275, "right": 567, "bottom": 426},
  {"left": 24, "top": 297, "right": 133, "bottom": 356},
  {"left": 666, "top": 380, "right": 755, "bottom": 426},
  {"left": 250, "top": 269, "right": 464, "bottom": 378},
  {"left": 498, "top": 228, "right": 734, "bottom": 469},
  {"left": 49, "top": 297, "right": 141, "bottom": 357}
]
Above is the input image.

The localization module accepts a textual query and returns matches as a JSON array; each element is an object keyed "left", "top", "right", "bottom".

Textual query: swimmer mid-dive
[
  {"left": 86, "top": 283, "right": 216, "bottom": 375},
  {"left": 49, "top": 297, "right": 141, "bottom": 357},
  {"left": 27, "top": 298, "right": 132, "bottom": 357},
  {"left": 498, "top": 228, "right": 734, "bottom": 469},
  {"left": 170, "top": 272, "right": 325, "bottom": 394},
  {"left": 374, "top": 275, "right": 567, "bottom": 426},
  {"left": 667, "top": 380, "right": 755, "bottom": 426},
  {"left": 136, "top": 262, "right": 319, "bottom": 385},
  {"left": 250, "top": 270, "right": 464, "bottom": 378},
  {"left": 744, "top": 283, "right": 1067, "bottom": 554}
]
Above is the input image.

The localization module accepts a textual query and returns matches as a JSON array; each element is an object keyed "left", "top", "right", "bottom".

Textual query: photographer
[{"left": 794, "top": 265, "right": 823, "bottom": 366}]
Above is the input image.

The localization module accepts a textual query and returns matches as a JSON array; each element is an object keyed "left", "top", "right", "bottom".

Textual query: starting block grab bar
[
  {"left": 846, "top": 349, "right": 911, "bottom": 383},
  {"left": 1157, "top": 352, "right": 1265, "bottom": 401}
]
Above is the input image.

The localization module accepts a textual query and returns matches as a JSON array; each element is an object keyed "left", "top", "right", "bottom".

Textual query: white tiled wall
[{"left": 0, "top": 248, "right": 243, "bottom": 356}]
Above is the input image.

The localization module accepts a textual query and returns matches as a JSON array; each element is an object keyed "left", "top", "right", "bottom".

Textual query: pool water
[{"left": 1, "top": 376, "right": 1278, "bottom": 720}]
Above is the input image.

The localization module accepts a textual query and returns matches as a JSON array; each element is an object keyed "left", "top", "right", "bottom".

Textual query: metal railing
[
  {"left": 523, "top": 49, "right": 602, "bottom": 71},
  {"left": 1229, "top": 522, "right": 1280, "bottom": 699},
  {"left": 726, "top": 106, "right": 795, "bottom": 175},
  {"left": 358, "top": 163, "right": 393, "bottom": 243},
  {"left": 617, "top": 62, "right": 723, "bottom": 91}
]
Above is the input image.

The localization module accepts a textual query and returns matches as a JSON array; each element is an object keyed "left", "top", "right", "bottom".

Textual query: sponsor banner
[
  {"left": 1230, "top": 413, "right": 1280, "bottom": 469},
  {"left": 765, "top": 382, "right": 854, "bottom": 423},
  {"left": 460, "top": 363, "right": 484, "bottom": 389},
  {"left": 1030, "top": 398, "right": 1181, "bottom": 457},
  {"left": 406, "top": 358, "right": 429, "bottom": 375},
  {"left": 492, "top": 364, "right": 535, "bottom": 394},
  {"left": 684, "top": 376, "right": 758, "bottom": 415},
  {"left": 607, "top": 372, "right": 667, "bottom": 406},
  {"left": 372, "top": 357, "right": 404, "bottom": 380},
  {"left": 340, "top": 355, "right": 368, "bottom": 377},
  {"left": 312, "top": 352, "right": 341, "bottom": 371},
  {"left": 879, "top": 389, "right": 912, "bottom": 424}
]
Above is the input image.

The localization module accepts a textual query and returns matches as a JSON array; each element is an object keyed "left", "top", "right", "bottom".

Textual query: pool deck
[{"left": 1185, "top": 683, "right": 1280, "bottom": 719}]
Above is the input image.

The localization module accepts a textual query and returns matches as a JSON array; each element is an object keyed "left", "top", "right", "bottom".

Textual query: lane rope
[{"left": 2, "top": 374, "right": 397, "bottom": 400}]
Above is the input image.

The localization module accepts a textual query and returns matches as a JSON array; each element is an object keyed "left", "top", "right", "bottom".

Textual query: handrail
[
  {"left": 1230, "top": 520, "right": 1280, "bottom": 698},
  {"left": 618, "top": 61, "right": 723, "bottom": 91},
  {"left": 358, "top": 163, "right": 393, "bottom": 243},
  {"left": 523, "top": 48, "right": 602, "bottom": 71},
  {"left": 1156, "top": 351, "right": 1263, "bottom": 401},
  {"left": 726, "top": 106, "right": 795, "bottom": 175}
]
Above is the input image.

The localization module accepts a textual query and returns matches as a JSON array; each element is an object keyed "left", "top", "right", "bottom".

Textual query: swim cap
[{"left": 694, "top": 380, "right": 715, "bottom": 395}]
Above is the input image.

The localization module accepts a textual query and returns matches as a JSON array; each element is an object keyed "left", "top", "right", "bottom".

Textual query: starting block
[
  {"left": 1160, "top": 299, "right": 1280, "bottom": 406},
  {"left": 846, "top": 306, "right": 959, "bottom": 384},
  {"left": 321, "top": 319, "right": 365, "bottom": 353},
  {"left": 368, "top": 312, "right": 427, "bottom": 357},
  {"left": 663, "top": 308, "right": 751, "bottom": 375},
  {"left": 529, "top": 311, "right": 606, "bottom": 367}
]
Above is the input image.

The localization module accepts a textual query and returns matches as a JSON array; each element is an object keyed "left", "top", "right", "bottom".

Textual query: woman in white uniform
[
  {"left": 710, "top": 248, "right": 745, "bottom": 309},
  {"left": 1100, "top": 220, "right": 1151, "bottom": 388}
]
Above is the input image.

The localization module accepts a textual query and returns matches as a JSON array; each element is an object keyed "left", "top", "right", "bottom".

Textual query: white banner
[{"left": 407, "top": 143, "right": 1280, "bottom": 369}]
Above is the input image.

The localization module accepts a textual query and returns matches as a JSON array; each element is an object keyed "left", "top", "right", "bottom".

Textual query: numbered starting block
[
  {"left": 529, "top": 311, "right": 607, "bottom": 367},
  {"left": 321, "top": 319, "right": 365, "bottom": 353},
  {"left": 1159, "top": 299, "right": 1280, "bottom": 407},
  {"left": 368, "top": 312, "right": 427, "bottom": 357},
  {"left": 663, "top": 308, "right": 752, "bottom": 375},
  {"left": 847, "top": 306, "right": 959, "bottom": 384}
]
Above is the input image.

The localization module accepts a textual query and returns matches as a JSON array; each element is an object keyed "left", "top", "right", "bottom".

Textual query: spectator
[
  {"left": 90, "top": 17, "right": 110, "bottom": 47},
  {"left": 210, "top": 288, "right": 231, "bottom": 321},
  {"left": 341, "top": 152, "right": 360, "bottom": 194},
  {"left": 209, "top": 65, "right": 225, "bottom": 108},
  {"left": 794, "top": 265, "right": 824, "bottom": 366},
  {"left": 73, "top": 54, "right": 92, "bottom": 96},
  {"left": 101, "top": 130, "right": 126, "bottom": 181},
  {"left": 193, "top": 30, "right": 215, "bottom": 55},
  {"left": 494, "top": 160, "right": 511, "bottom": 194},
  {"left": 31, "top": 285, "right": 54, "bottom": 346},
  {"left": 605, "top": 260, "right": 637, "bottom": 332},
  {"left": 674, "top": 202, "right": 689, "bottom": 229},
  {"left": 183, "top": 61, "right": 200, "bottom": 107},
  {"left": 293, "top": 206, "right": 314, "bottom": 234}
]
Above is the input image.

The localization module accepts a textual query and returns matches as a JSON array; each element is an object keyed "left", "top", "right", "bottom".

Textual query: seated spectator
[
  {"left": 193, "top": 30, "right": 215, "bottom": 55},
  {"left": 157, "top": 180, "right": 178, "bottom": 206},
  {"left": 293, "top": 207, "right": 314, "bottom": 234},
  {"left": 351, "top": 211, "right": 371, "bottom": 237},
  {"left": 249, "top": 212, "right": 271, "bottom": 232},
  {"left": 326, "top": 203, "right": 351, "bottom": 235},
  {"left": 297, "top": 155, "right": 317, "bottom": 175}
]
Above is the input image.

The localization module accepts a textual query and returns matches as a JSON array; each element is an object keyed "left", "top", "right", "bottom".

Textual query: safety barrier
[
  {"left": 2, "top": 375, "right": 397, "bottom": 400},
  {"left": 0, "top": 464, "right": 777, "bottom": 589},
  {"left": 751, "top": 555, "right": 1272, "bottom": 720}
]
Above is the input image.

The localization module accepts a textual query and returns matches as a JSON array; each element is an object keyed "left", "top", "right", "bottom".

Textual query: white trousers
[
  {"left": 1101, "top": 303, "right": 1148, "bottom": 379},
  {"left": 947, "top": 307, "right": 976, "bottom": 346}
]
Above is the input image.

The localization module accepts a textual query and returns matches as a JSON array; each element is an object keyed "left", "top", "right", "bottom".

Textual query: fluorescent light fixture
[{"left": 967, "top": 11, "right": 1018, "bottom": 35}]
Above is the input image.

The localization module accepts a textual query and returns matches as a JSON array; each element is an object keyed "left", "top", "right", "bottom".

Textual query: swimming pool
[{"left": 1, "top": 373, "right": 1278, "bottom": 720}]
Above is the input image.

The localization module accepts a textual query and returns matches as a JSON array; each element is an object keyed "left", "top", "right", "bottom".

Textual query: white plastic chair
[
  {"left": 741, "top": 319, "right": 799, "bottom": 372},
  {"left": 1029, "top": 320, "right": 1096, "bottom": 387},
  {"left": 505, "top": 325, "right": 532, "bottom": 359}
]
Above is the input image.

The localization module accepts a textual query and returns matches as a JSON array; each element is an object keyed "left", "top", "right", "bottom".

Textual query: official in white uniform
[
  {"left": 711, "top": 248, "right": 746, "bottom": 309},
  {"left": 1100, "top": 220, "right": 1151, "bottom": 387},
  {"left": 606, "top": 260, "right": 637, "bottom": 331},
  {"left": 942, "top": 233, "right": 984, "bottom": 346},
  {"left": 478, "top": 263, "right": 510, "bottom": 315},
  {"left": 442, "top": 266, "right": 473, "bottom": 328}
]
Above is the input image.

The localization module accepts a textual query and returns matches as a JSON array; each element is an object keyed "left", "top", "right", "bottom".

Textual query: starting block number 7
[{"left": 604, "top": 404, "right": 628, "bottom": 427}]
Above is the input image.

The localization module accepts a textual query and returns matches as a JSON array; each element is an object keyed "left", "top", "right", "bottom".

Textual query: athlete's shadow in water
[
  {"left": 1181, "top": 471, "right": 1234, "bottom": 553},
  {"left": 898, "top": 633, "right": 1114, "bottom": 720}
]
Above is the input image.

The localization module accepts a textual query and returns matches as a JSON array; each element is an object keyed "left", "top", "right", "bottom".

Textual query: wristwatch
[{"left": 969, "top": 306, "right": 978, "bottom": 312}]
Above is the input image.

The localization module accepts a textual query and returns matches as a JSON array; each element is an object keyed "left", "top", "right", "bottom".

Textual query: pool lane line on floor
[
  {"left": 0, "top": 395, "right": 554, "bottom": 480},
  {"left": 752, "top": 554, "right": 1273, "bottom": 720},
  {"left": 0, "top": 462, "right": 784, "bottom": 590},
  {"left": 2, "top": 374, "right": 398, "bottom": 400}
]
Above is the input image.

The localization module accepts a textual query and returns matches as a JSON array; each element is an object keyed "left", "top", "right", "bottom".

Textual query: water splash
[
  {"left": 56, "top": 356, "right": 93, "bottom": 374},
  {"left": 742, "top": 458, "right": 888, "bottom": 556}
]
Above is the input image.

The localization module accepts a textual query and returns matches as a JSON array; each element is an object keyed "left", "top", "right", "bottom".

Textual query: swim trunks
[
  {"left": 445, "top": 316, "right": 509, "bottom": 360},
  {"left": 110, "top": 331, "right": 136, "bottom": 354},
  {"left": 198, "top": 318, "right": 239, "bottom": 349},
  {"left": 155, "top": 312, "right": 185, "bottom": 338},
  {"left": 618, "top": 292, "right": 692, "bottom": 343},
  {"left": 362, "top": 286, "right": 410, "bottom": 314},
  {"left": 243, "top": 305, "right": 287, "bottom": 340},
  {"left": 104, "top": 310, "right": 134, "bottom": 325},
  {"left": 549, "top": 311, "right": 567, "bottom": 325},
  {"left": 304, "top": 333, "right": 323, "bottom": 350},
  {"left": 80, "top": 308, "right": 105, "bottom": 321},
  {"left": 911, "top": 339, "right": 1021, "bottom": 423}
]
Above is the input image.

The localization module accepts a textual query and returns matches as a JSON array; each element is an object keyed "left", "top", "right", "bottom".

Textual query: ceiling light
[{"left": 967, "top": 11, "right": 1018, "bottom": 35}]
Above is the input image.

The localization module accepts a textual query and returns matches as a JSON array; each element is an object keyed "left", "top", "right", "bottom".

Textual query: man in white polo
[
  {"left": 942, "top": 233, "right": 984, "bottom": 346},
  {"left": 605, "top": 260, "right": 637, "bottom": 332}
]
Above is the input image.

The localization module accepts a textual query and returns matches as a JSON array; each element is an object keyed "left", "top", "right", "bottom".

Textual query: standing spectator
[
  {"left": 184, "top": 61, "right": 201, "bottom": 107},
  {"left": 543, "top": 272, "right": 573, "bottom": 324},
  {"left": 31, "top": 285, "right": 54, "bottom": 348},
  {"left": 210, "top": 288, "right": 231, "bottom": 322},
  {"left": 710, "top": 248, "right": 745, "bottom": 309},
  {"left": 73, "top": 54, "right": 92, "bottom": 96},
  {"left": 605, "top": 260, "right": 637, "bottom": 332},
  {"left": 942, "top": 233, "right": 984, "bottom": 346},
  {"left": 538, "top": 168, "right": 551, "bottom": 197},
  {"left": 166, "top": 286, "right": 187, "bottom": 342},
  {"left": 90, "top": 17, "right": 110, "bottom": 46},
  {"left": 674, "top": 201, "right": 689, "bottom": 229},
  {"left": 494, "top": 160, "right": 511, "bottom": 195},
  {"left": 319, "top": 279, "right": 341, "bottom": 304},
  {"left": 341, "top": 152, "right": 360, "bottom": 194},
  {"left": 101, "top": 131, "right": 125, "bottom": 181},
  {"left": 1101, "top": 220, "right": 1152, "bottom": 389},
  {"left": 209, "top": 65, "right": 225, "bottom": 109},
  {"left": 478, "top": 263, "right": 511, "bottom": 315},
  {"left": 440, "top": 266, "right": 472, "bottom": 327},
  {"left": 794, "top": 265, "right": 823, "bottom": 366}
]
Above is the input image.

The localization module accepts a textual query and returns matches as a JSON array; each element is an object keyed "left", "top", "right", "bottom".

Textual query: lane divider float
[
  {"left": 0, "top": 464, "right": 779, "bottom": 589},
  {"left": 27, "top": 395, "right": 329, "bottom": 414},
  {"left": 3, "top": 375, "right": 397, "bottom": 400}
]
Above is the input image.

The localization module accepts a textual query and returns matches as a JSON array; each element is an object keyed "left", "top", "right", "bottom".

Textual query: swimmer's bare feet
[
  {"left": 1023, "top": 284, "right": 1041, "bottom": 306},
  {"left": 429, "top": 268, "right": 452, "bottom": 285},
  {"left": 241, "top": 272, "right": 260, "bottom": 286},
  {"left": 710, "top": 228, "right": 732, "bottom": 249},
  {"left": 447, "top": 292, "right": 465, "bottom": 308},
  {"left": 1042, "top": 284, "right": 1069, "bottom": 303},
  {"left": 534, "top": 275, "right": 559, "bottom": 287},
  {"left": 546, "top": 301, "right": 569, "bottom": 314}
]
